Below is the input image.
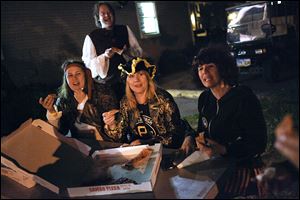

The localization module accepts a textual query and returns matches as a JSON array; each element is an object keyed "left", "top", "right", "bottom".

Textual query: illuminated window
[{"left": 135, "top": 2, "right": 160, "bottom": 38}]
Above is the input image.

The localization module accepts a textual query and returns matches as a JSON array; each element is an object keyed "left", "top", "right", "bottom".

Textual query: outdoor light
[
  {"left": 255, "top": 49, "right": 262, "bottom": 54},
  {"left": 228, "top": 12, "right": 237, "bottom": 22},
  {"left": 190, "top": 12, "right": 196, "bottom": 31},
  {"left": 255, "top": 48, "right": 266, "bottom": 54}
]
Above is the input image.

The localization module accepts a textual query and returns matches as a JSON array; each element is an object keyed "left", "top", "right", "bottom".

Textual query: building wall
[{"left": 1, "top": 1, "right": 193, "bottom": 88}]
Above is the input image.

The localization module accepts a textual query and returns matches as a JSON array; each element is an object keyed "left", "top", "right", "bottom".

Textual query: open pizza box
[{"left": 1, "top": 119, "right": 162, "bottom": 197}]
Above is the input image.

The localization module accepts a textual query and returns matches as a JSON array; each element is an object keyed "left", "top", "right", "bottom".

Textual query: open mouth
[
  {"left": 203, "top": 77, "right": 212, "bottom": 82},
  {"left": 133, "top": 84, "right": 143, "bottom": 88},
  {"left": 104, "top": 18, "right": 112, "bottom": 23},
  {"left": 73, "top": 82, "right": 81, "bottom": 87}
]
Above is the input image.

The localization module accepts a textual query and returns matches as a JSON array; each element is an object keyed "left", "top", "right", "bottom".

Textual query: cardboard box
[
  {"left": 1, "top": 119, "right": 162, "bottom": 197},
  {"left": 1, "top": 165, "right": 36, "bottom": 188}
]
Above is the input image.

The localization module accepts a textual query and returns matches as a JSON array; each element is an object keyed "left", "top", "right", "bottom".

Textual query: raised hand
[
  {"left": 39, "top": 94, "right": 57, "bottom": 113},
  {"left": 102, "top": 109, "right": 119, "bottom": 129}
]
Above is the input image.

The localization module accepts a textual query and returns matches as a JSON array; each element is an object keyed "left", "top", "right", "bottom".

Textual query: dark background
[{"left": 1, "top": 1, "right": 298, "bottom": 136}]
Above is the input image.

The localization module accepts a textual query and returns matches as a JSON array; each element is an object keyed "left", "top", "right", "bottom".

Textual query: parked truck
[{"left": 226, "top": 1, "right": 298, "bottom": 82}]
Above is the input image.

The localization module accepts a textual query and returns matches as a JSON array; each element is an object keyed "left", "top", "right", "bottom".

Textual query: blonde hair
[{"left": 125, "top": 72, "right": 157, "bottom": 118}]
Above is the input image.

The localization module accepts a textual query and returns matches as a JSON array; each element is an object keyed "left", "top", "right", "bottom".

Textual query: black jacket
[{"left": 197, "top": 85, "right": 267, "bottom": 161}]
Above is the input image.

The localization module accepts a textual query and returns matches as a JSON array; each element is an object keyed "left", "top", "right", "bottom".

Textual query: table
[{"left": 1, "top": 141, "right": 232, "bottom": 199}]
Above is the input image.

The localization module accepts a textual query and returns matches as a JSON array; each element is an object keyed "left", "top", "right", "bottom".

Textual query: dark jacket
[
  {"left": 105, "top": 87, "right": 195, "bottom": 148},
  {"left": 55, "top": 81, "right": 119, "bottom": 141},
  {"left": 197, "top": 85, "right": 267, "bottom": 162}
]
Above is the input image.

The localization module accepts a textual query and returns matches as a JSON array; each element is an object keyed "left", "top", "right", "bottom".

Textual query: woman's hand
[
  {"left": 199, "top": 138, "right": 227, "bottom": 158},
  {"left": 200, "top": 145, "right": 214, "bottom": 158},
  {"left": 104, "top": 48, "right": 116, "bottom": 59},
  {"left": 102, "top": 109, "right": 119, "bottom": 130},
  {"left": 39, "top": 94, "right": 56, "bottom": 113},
  {"left": 274, "top": 114, "right": 299, "bottom": 169},
  {"left": 275, "top": 135, "right": 299, "bottom": 169},
  {"left": 206, "top": 138, "right": 227, "bottom": 155},
  {"left": 130, "top": 139, "right": 142, "bottom": 146},
  {"left": 103, "top": 47, "right": 124, "bottom": 59},
  {"left": 180, "top": 136, "right": 196, "bottom": 157}
]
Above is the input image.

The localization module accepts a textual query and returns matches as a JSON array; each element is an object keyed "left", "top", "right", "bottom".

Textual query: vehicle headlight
[
  {"left": 255, "top": 48, "right": 266, "bottom": 54},
  {"left": 238, "top": 50, "right": 246, "bottom": 55}
]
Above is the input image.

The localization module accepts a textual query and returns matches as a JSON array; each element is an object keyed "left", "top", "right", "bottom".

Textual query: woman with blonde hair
[{"left": 103, "top": 57, "right": 195, "bottom": 154}]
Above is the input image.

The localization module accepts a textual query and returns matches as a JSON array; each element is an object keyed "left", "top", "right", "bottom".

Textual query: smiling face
[
  {"left": 127, "top": 71, "right": 149, "bottom": 96},
  {"left": 65, "top": 65, "right": 85, "bottom": 92},
  {"left": 198, "top": 63, "right": 222, "bottom": 89},
  {"left": 99, "top": 4, "right": 114, "bottom": 29}
]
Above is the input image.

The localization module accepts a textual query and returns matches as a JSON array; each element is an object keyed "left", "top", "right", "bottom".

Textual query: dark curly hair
[
  {"left": 93, "top": 2, "right": 115, "bottom": 28},
  {"left": 193, "top": 44, "right": 239, "bottom": 86}
]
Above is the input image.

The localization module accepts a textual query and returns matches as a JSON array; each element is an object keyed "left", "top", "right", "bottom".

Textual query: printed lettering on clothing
[
  {"left": 137, "top": 125, "right": 147, "bottom": 136},
  {"left": 135, "top": 115, "right": 157, "bottom": 138}
]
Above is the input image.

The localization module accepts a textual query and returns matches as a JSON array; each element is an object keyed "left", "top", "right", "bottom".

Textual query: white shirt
[{"left": 82, "top": 25, "right": 143, "bottom": 79}]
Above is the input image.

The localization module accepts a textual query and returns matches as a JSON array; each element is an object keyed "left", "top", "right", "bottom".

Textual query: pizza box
[{"left": 1, "top": 119, "right": 162, "bottom": 197}]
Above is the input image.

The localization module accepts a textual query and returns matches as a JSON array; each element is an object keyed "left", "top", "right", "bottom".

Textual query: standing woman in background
[
  {"left": 194, "top": 45, "right": 268, "bottom": 198},
  {"left": 82, "top": 2, "right": 143, "bottom": 101}
]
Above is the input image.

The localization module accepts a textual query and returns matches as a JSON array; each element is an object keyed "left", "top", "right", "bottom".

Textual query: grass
[
  {"left": 183, "top": 92, "right": 299, "bottom": 154},
  {"left": 260, "top": 93, "right": 299, "bottom": 152},
  {"left": 183, "top": 114, "right": 198, "bottom": 131}
]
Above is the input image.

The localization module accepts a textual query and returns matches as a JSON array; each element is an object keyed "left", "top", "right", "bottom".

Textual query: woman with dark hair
[
  {"left": 82, "top": 2, "right": 143, "bottom": 101},
  {"left": 39, "top": 59, "right": 119, "bottom": 142},
  {"left": 193, "top": 45, "right": 268, "bottom": 198},
  {"left": 102, "top": 57, "right": 196, "bottom": 155}
]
